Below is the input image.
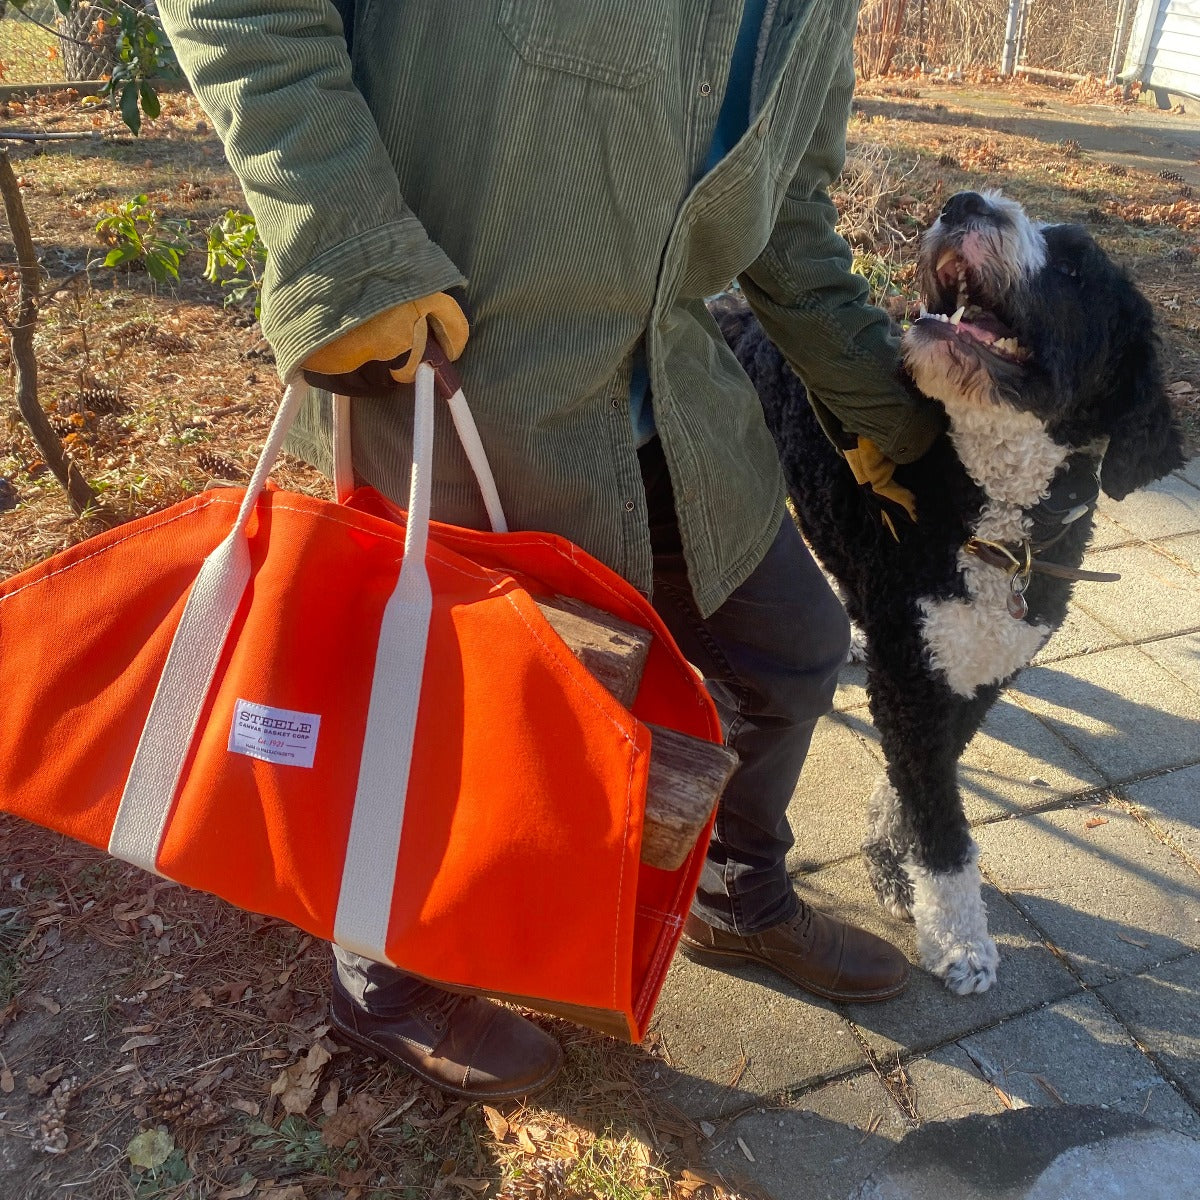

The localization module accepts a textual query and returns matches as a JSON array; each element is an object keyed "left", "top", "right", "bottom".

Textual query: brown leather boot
[
  {"left": 330, "top": 981, "right": 562, "bottom": 1100},
  {"left": 679, "top": 900, "right": 909, "bottom": 1002}
]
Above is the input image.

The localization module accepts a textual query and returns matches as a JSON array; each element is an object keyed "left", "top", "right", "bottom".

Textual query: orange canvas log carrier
[{"left": 0, "top": 362, "right": 723, "bottom": 1040}]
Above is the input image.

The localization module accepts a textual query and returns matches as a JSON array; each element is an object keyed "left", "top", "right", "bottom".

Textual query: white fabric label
[{"left": 229, "top": 700, "right": 321, "bottom": 769}]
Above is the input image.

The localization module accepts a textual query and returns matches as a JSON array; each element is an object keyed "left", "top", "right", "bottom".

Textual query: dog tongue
[{"left": 957, "top": 308, "right": 1013, "bottom": 342}]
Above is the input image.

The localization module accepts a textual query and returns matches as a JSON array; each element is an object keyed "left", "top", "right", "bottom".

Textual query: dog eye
[{"left": 1054, "top": 261, "right": 1079, "bottom": 278}]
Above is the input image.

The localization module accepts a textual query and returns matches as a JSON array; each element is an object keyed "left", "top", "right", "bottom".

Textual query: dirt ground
[{"left": 1, "top": 72, "right": 1199, "bottom": 1200}]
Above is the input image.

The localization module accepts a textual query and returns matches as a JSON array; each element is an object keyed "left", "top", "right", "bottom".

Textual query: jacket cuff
[
  {"left": 263, "top": 215, "right": 466, "bottom": 382},
  {"left": 881, "top": 398, "right": 946, "bottom": 464}
]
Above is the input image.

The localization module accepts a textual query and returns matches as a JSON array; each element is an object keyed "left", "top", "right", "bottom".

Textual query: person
[{"left": 157, "top": 0, "right": 945, "bottom": 1102}]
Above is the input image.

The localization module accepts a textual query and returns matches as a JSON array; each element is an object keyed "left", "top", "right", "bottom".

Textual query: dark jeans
[{"left": 334, "top": 437, "right": 850, "bottom": 1014}]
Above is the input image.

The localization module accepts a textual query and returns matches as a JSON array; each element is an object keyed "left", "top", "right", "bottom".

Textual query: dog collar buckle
[{"left": 963, "top": 537, "right": 1033, "bottom": 619}]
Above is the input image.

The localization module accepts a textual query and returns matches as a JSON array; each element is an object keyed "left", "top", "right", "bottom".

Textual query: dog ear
[{"left": 1099, "top": 330, "right": 1187, "bottom": 502}]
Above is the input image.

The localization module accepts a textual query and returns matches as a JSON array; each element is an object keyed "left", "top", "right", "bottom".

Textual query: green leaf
[
  {"left": 127, "top": 1128, "right": 173, "bottom": 1170},
  {"left": 103, "top": 246, "right": 135, "bottom": 268},
  {"left": 120, "top": 82, "right": 142, "bottom": 137},
  {"left": 139, "top": 82, "right": 160, "bottom": 120}
]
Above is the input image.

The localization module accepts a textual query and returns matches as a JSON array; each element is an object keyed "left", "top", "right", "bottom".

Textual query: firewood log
[{"left": 534, "top": 596, "right": 738, "bottom": 870}]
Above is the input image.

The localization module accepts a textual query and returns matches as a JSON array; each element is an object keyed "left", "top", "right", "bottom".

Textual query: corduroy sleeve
[
  {"left": 738, "top": 48, "right": 943, "bottom": 464},
  {"left": 157, "top": 0, "right": 465, "bottom": 382}
]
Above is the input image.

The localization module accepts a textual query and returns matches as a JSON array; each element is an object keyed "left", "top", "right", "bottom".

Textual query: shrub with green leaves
[
  {"left": 7, "top": 0, "right": 178, "bottom": 134},
  {"left": 94, "top": 194, "right": 190, "bottom": 283},
  {"left": 205, "top": 210, "right": 267, "bottom": 319}
]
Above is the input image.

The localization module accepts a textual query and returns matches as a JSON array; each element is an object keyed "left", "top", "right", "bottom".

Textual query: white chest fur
[{"left": 918, "top": 403, "right": 1071, "bottom": 698}]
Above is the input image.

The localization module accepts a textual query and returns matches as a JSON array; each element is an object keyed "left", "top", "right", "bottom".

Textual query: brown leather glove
[
  {"left": 302, "top": 292, "right": 468, "bottom": 393},
  {"left": 844, "top": 437, "right": 918, "bottom": 539}
]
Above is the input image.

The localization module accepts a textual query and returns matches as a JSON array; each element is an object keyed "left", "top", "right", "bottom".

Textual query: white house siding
[{"left": 1123, "top": 0, "right": 1200, "bottom": 99}]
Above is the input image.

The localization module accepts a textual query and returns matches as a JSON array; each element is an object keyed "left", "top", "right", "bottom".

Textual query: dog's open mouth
[{"left": 914, "top": 248, "right": 1029, "bottom": 363}]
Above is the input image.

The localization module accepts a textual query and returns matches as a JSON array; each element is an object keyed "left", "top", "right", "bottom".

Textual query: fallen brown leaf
[
  {"left": 0, "top": 1067, "right": 14, "bottom": 1094},
  {"left": 1085, "top": 816, "right": 1109, "bottom": 829},
  {"left": 1033, "top": 1074, "right": 1064, "bottom": 1104},
  {"left": 270, "top": 1042, "right": 331, "bottom": 1117},
  {"left": 119, "top": 1035, "right": 162, "bottom": 1053},
  {"left": 1117, "top": 932, "right": 1150, "bottom": 948},
  {"left": 481, "top": 1104, "right": 510, "bottom": 1142},
  {"left": 321, "top": 1091, "right": 388, "bottom": 1150}
]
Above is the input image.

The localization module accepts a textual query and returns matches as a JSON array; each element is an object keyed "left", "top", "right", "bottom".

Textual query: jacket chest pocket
[{"left": 498, "top": 0, "right": 670, "bottom": 88}]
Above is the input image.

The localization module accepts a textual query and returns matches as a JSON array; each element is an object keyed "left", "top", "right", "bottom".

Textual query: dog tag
[{"left": 1007, "top": 573, "right": 1029, "bottom": 620}]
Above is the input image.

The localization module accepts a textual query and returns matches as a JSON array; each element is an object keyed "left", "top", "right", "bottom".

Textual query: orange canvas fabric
[{"left": 0, "top": 469, "right": 721, "bottom": 1039}]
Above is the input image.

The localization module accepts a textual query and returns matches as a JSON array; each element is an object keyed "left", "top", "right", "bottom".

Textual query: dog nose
[{"left": 940, "top": 191, "right": 991, "bottom": 226}]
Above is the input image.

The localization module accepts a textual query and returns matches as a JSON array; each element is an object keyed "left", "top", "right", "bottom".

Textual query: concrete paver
[
  {"left": 903, "top": 1045, "right": 1011, "bottom": 1125},
  {"left": 1139, "top": 631, "right": 1200, "bottom": 701},
  {"left": 785, "top": 715, "right": 884, "bottom": 872},
  {"left": 955, "top": 992, "right": 1200, "bottom": 1134},
  {"left": 651, "top": 950, "right": 863, "bottom": 1118},
  {"left": 1071, "top": 543, "right": 1200, "bottom": 641},
  {"left": 1126, "top": 762, "right": 1200, "bottom": 863},
  {"left": 802, "top": 861, "right": 1079, "bottom": 1059},
  {"left": 1160, "top": 529, "right": 1200, "bottom": 574},
  {"left": 977, "top": 800, "right": 1200, "bottom": 986},
  {"left": 1100, "top": 953, "right": 1200, "bottom": 1110},
  {"left": 1009, "top": 647, "right": 1200, "bottom": 781},
  {"left": 707, "top": 1073, "right": 910, "bottom": 1200},
  {"left": 958, "top": 694, "right": 1102, "bottom": 824},
  {"left": 1096, "top": 472, "right": 1200, "bottom": 541},
  {"left": 852, "top": 1110, "right": 1200, "bottom": 1200},
  {"left": 1030, "top": 602, "right": 1123, "bottom": 663}
]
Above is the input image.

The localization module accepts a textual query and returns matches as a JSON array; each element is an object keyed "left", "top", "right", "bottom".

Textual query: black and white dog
[{"left": 715, "top": 191, "right": 1187, "bottom": 994}]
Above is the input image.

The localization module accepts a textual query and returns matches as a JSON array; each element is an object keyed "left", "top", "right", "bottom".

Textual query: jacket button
[
  {"left": 698, "top": 81, "right": 712, "bottom": 97},
  {"left": 624, "top": 500, "right": 636, "bottom": 512},
  {"left": 611, "top": 397, "right": 621, "bottom": 410}
]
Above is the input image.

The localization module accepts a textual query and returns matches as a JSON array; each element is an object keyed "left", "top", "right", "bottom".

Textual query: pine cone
[
  {"left": 31, "top": 1076, "right": 78, "bottom": 1155},
  {"left": 1059, "top": 138, "right": 1081, "bottom": 157},
  {"left": 197, "top": 450, "right": 246, "bottom": 481},
  {"left": 78, "top": 385, "right": 122, "bottom": 415},
  {"left": 151, "top": 330, "right": 195, "bottom": 354},
  {"left": 51, "top": 418, "right": 75, "bottom": 438},
  {"left": 1085, "top": 207, "right": 1108, "bottom": 224},
  {"left": 141, "top": 1080, "right": 224, "bottom": 1127},
  {"left": 1103, "top": 163, "right": 1127, "bottom": 178},
  {"left": 497, "top": 1158, "right": 576, "bottom": 1200},
  {"left": 938, "top": 153, "right": 959, "bottom": 168},
  {"left": 1181, "top": 184, "right": 1194, "bottom": 199},
  {"left": 1160, "top": 169, "right": 1184, "bottom": 183}
]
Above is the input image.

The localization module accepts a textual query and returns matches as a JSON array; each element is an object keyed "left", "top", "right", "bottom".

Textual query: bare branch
[{"left": 0, "top": 147, "right": 111, "bottom": 524}]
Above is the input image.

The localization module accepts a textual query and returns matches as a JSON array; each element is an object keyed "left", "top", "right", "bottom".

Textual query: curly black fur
[{"left": 712, "top": 191, "right": 1187, "bottom": 991}]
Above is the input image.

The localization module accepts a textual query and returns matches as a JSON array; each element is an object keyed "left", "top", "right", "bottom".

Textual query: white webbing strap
[
  {"left": 330, "top": 365, "right": 437, "bottom": 959},
  {"left": 108, "top": 379, "right": 309, "bottom": 870},
  {"left": 331, "top": 391, "right": 355, "bottom": 504}
]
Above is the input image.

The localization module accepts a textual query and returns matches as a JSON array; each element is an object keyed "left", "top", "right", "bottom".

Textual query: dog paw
[
  {"left": 935, "top": 938, "right": 1000, "bottom": 995},
  {"left": 881, "top": 895, "right": 915, "bottom": 922}
]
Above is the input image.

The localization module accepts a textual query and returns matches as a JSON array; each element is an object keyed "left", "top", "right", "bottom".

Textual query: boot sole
[
  {"left": 678, "top": 937, "right": 909, "bottom": 1003},
  {"left": 328, "top": 1010, "right": 562, "bottom": 1102}
]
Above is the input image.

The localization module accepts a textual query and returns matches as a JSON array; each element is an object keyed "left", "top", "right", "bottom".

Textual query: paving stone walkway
[{"left": 650, "top": 458, "right": 1200, "bottom": 1199}]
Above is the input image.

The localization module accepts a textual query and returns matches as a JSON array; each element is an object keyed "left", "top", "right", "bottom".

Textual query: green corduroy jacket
[{"left": 158, "top": 0, "right": 943, "bottom": 616}]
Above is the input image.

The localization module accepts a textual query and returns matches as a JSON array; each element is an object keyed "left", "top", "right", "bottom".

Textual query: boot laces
[
  {"left": 418, "top": 986, "right": 464, "bottom": 1032},
  {"left": 786, "top": 899, "right": 815, "bottom": 942}
]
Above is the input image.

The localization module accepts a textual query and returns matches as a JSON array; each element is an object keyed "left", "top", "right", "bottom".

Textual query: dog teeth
[
  {"left": 949, "top": 306, "right": 966, "bottom": 326},
  {"left": 936, "top": 250, "right": 958, "bottom": 272}
]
